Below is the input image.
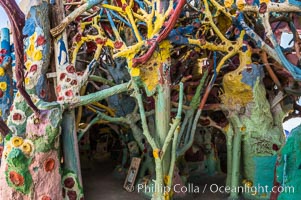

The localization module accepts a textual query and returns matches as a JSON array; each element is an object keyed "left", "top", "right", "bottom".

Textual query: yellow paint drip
[
  {"left": 221, "top": 47, "right": 253, "bottom": 107},
  {"left": 153, "top": 148, "right": 160, "bottom": 159},
  {"left": 131, "top": 67, "right": 140, "bottom": 77},
  {"left": 164, "top": 191, "right": 170, "bottom": 200},
  {"left": 0, "top": 67, "right": 5, "bottom": 76},
  {"left": 221, "top": 72, "right": 253, "bottom": 106},
  {"left": 138, "top": 41, "right": 171, "bottom": 93},
  {"left": 164, "top": 175, "right": 170, "bottom": 185}
]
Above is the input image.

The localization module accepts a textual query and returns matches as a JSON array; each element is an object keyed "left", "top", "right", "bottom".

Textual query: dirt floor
[{"left": 82, "top": 159, "right": 231, "bottom": 200}]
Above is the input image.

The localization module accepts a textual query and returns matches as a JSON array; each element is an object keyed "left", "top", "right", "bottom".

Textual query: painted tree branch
[
  {"left": 50, "top": 0, "right": 103, "bottom": 37},
  {"left": 132, "top": 81, "right": 158, "bottom": 150},
  {"left": 161, "top": 82, "right": 183, "bottom": 158}
]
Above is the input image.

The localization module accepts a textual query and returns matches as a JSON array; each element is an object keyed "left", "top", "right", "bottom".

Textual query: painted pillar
[
  {"left": 155, "top": 83, "right": 171, "bottom": 177},
  {"left": 0, "top": 28, "right": 10, "bottom": 54},
  {"left": 0, "top": 27, "right": 13, "bottom": 120},
  {"left": 61, "top": 110, "right": 83, "bottom": 183}
]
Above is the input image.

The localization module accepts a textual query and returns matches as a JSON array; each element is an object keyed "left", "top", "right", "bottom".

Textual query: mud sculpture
[{"left": 0, "top": 0, "right": 300, "bottom": 200}]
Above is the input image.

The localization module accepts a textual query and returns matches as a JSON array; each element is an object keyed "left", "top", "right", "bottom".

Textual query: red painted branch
[
  {"left": 198, "top": 83, "right": 213, "bottom": 110},
  {"left": 0, "top": 0, "right": 40, "bottom": 114},
  {"left": 203, "top": 103, "right": 222, "bottom": 111},
  {"left": 132, "top": 0, "right": 186, "bottom": 67}
]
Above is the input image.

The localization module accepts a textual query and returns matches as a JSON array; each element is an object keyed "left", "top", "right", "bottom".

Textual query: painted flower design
[
  {"left": 21, "top": 141, "right": 32, "bottom": 155},
  {"left": 11, "top": 136, "right": 24, "bottom": 147},
  {"left": 0, "top": 82, "right": 7, "bottom": 91}
]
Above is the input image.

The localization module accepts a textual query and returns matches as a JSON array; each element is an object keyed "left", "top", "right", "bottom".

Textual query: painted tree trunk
[
  {"left": 0, "top": 2, "right": 64, "bottom": 199},
  {"left": 221, "top": 46, "right": 286, "bottom": 199}
]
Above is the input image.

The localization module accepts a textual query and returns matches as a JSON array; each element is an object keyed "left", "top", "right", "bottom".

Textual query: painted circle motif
[
  {"left": 44, "top": 158, "right": 55, "bottom": 172},
  {"left": 41, "top": 196, "right": 51, "bottom": 200},
  {"left": 12, "top": 113, "right": 23, "bottom": 121},
  {"left": 12, "top": 136, "right": 24, "bottom": 147},
  {"left": 0, "top": 82, "right": 7, "bottom": 91},
  {"left": 21, "top": 142, "right": 32, "bottom": 155},
  {"left": 9, "top": 171, "right": 24, "bottom": 186},
  {"left": 67, "top": 190, "right": 77, "bottom": 200},
  {"left": 64, "top": 177, "right": 75, "bottom": 189}
]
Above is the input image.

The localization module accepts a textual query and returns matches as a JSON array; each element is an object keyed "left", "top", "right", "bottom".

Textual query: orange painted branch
[{"left": 261, "top": 52, "right": 282, "bottom": 89}]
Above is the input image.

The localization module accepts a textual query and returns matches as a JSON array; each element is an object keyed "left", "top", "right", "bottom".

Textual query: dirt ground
[{"left": 82, "top": 159, "right": 232, "bottom": 200}]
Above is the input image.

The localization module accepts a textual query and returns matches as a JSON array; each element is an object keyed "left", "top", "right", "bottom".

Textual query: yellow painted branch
[
  {"left": 101, "top": 4, "right": 124, "bottom": 13},
  {"left": 204, "top": 0, "right": 231, "bottom": 45},
  {"left": 92, "top": 102, "right": 115, "bottom": 116}
]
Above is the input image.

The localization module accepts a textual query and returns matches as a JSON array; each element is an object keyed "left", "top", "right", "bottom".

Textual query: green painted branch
[
  {"left": 184, "top": 117, "right": 194, "bottom": 145},
  {"left": 226, "top": 123, "right": 234, "bottom": 188},
  {"left": 177, "top": 108, "right": 202, "bottom": 156},
  {"left": 155, "top": 84, "right": 171, "bottom": 147},
  {"left": 190, "top": 71, "right": 209, "bottom": 110},
  {"left": 176, "top": 82, "right": 184, "bottom": 118},
  {"left": 153, "top": 159, "right": 164, "bottom": 200},
  {"left": 177, "top": 113, "right": 190, "bottom": 146},
  {"left": 129, "top": 123, "right": 145, "bottom": 151},
  {"left": 133, "top": 81, "right": 158, "bottom": 150},
  {"left": 230, "top": 116, "right": 242, "bottom": 199},
  {"left": 95, "top": 111, "right": 129, "bottom": 123},
  {"left": 167, "top": 125, "right": 180, "bottom": 189},
  {"left": 61, "top": 110, "right": 83, "bottom": 185},
  {"left": 78, "top": 113, "right": 103, "bottom": 140},
  {"left": 71, "top": 82, "right": 129, "bottom": 108},
  {"left": 155, "top": 82, "right": 171, "bottom": 178},
  {"left": 161, "top": 82, "right": 183, "bottom": 158},
  {"left": 177, "top": 71, "right": 208, "bottom": 147},
  {"left": 90, "top": 109, "right": 154, "bottom": 151},
  {"left": 88, "top": 75, "right": 116, "bottom": 86},
  {"left": 38, "top": 83, "right": 129, "bottom": 110}
]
